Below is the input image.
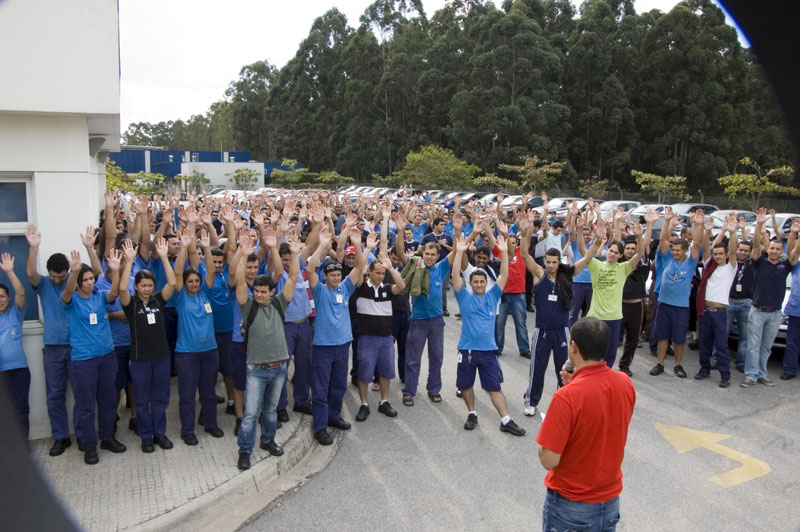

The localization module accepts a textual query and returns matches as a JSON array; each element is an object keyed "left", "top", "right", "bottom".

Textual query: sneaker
[
  {"left": 736, "top": 364, "right": 745, "bottom": 373},
  {"left": 456, "top": 389, "right": 463, "bottom": 398},
  {"left": 84, "top": 445, "right": 99, "bottom": 465},
  {"left": 674, "top": 365, "right": 687, "bottom": 378},
  {"left": 356, "top": 404, "right": 370, "bottom": 422},
  {"left": 780, "top": 372, "right": 796, "bottom": 380},
  {"left": 260, "top": 439, "right": 284, "bottom": 456},
  {"left": 215, "top": 394, "right": 225, "bottom": 404},
  {"left": 141, "top": 437, "right": 155, "bottom": 453},
  {"left": 524, "top": 405, "right": 537, "bottom": 417},
  {"left": 49, "top": 438, "right": 72, "bottom": 457},
  {"left": 315, "top": 429, "right": 333, "bottom": 446},
  {"left": 378, "top": 402, "right": 398, "bottom": 418},
  {"left": 100, "top": 438, "right": 127, "bottom": 453},
  {"left": 619, "top": 367, "right": 632, "bottom": 377},
  {"left": 153, "top": 435, "right": 173, "bottom": 450},
  {"left": 650, "top": 363, "right": 664, "bottom": 376},
  {"left": 455, "top": 313, "right": 462, "bottom": 319},
  {"left": 293, "top": 404, "right": 313, "bottom": 415},
  {"left": 237, "top": 452, "right": 251, "bottom": 471},
  {"left": 719, "top": 375, "right": 731, "bottom": 388},
  {"left": 327, "top": 418, "right": 351, "bottom": 430},
  {"left": 464, "top": 413, "right": 478, "bottom": 431},
  {"left": 694, "top": 369, "right": 710, "bottom": 380},
  {"left": 757, "top": 377, "right": 776, "bottom": 386},
  {"left": 739, "top": 378, "right": 756, "bottom": 388},
  {"left": 500, "top": 419, "right": 526, "bottom": 436},
  {"left": 234, "top": 417, "right": 242, "bottom": 436},
  {"left": 181, "top": 433, "right": 199, "bottom": 446},
  {"left": 443, "top": 310, "right": 450, "bottom": 317},
  {"left": 520, "top": 352, "right": 532, "bottom": 359},
  {"left": 225, "top": 403, "right": 235, "bottom": 415},
  {"left": 277, "top": 409, "right": 290, "bottom": 423},
  {"left": 687, "top": 341, "right": 698, "bottom": 351},
  {"left": 205, "top": 426, "right": 224, "bottom": 438}
]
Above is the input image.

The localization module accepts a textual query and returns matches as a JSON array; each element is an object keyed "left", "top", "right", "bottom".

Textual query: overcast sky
[{"left": 118, "top": 0, "right": 745, "bottom": 130}]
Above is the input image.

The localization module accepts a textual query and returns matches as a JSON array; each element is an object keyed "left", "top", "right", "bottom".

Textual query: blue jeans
[
  {"left": 745, "top": 308, "right": 782, "bottom": 380},
  {"left": 542, "top": 491, "right": 620, "bottom": 532},
  {"left": 403, "top": 316, "right": 444, "bottom": 397},
  {"left": 495, "top": 292, "right": 530, "bottom": 354},
  {"left": 238, "top": 362, "right": 288, "bottom": 454},
  {"left": 727, "top": 298, "right": 751, "bottom": 367}
]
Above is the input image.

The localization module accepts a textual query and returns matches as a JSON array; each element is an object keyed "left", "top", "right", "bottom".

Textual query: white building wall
[{"left": 181, "top": 161, "right": 266, "bottom": 188}]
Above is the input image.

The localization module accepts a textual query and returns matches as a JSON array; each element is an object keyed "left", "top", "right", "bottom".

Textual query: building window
[{"left": 0, "top": 178, "right": 38, "bottom": 321}]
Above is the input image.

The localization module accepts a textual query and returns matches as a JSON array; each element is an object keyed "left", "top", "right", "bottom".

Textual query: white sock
[
  {"left": 361, "top": 403, "right": 368, "bottom": 407},
  {"left": 468, "top": 410, "right": 477, "bottom": 416},
  {"left": 501, "top": 415, "right": 511, "bottom": 425},
  {"left": 379, "top": 400, "right": 387, "bottom": 405},
  {"left": 227, "top": 400, "right": 234, "bottom": 406}
]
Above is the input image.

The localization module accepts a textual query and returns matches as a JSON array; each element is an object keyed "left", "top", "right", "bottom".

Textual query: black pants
[
  {"left": 392, "top": 311, "right": 410, "bottom": 381},
  {"left": 619, "top": 301, "right": 644, "bottom": 370}
]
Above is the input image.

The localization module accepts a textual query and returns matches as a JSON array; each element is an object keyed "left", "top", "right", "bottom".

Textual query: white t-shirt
[{"left": 705, "top": 259, "right": 737, "bottom": 306}]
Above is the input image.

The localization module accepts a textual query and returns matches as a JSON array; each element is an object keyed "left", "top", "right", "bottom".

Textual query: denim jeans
[
  {"left": 238, "top": 362, "right": 287, "bottom": 454},
  {"left": 495, "top": 292, "right": 530, "bottom": 354},
  {"left": 727, "top": 298, "right": 751, "bottom": 367},
  {"left": 542, "top": 491, "right": 620, "bottom": 532},
  {"left": 745, "top": 308, "right": 782, "bottom": 380}
]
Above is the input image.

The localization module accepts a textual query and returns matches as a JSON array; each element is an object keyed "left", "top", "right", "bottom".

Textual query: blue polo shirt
[
  {"left": 784, "top": 263, "right": 800, "bottom": 317},
  {"left": 148, "top": 257, "right": 178, "bottom": 308},
  {"left": 34, "top": 276, "right": 70, "bottom": 345},
  {"left": 0, "top": 305, "right": 27, "bottom": 370},
  {"left": 231, "top": 284, "right": 253, "bottom": 343},
  {"left": 199, "top": 262, "right": 234, "bottom": 333},
  {"left": 276, "top": 269, "right": 313, "bottom": 322},
  {"left": 95, "top": 275, "right": 133, "bottom": 347},
  {"left": 571, "top": 240, "right": 593, "bottom": 284},
  {"left": 657, "top": 250, "right": 699, "bottom": 308},
  {"left": 62, "top": 290, "right": 115, "bottom": 361},
  {"left": 173, "top": 285, "right": 217, "bottom": 353},
  {"left": 312, "top": 277, "right": 355, "bottom": 346},
  {"left": 410, "top": 259, "right": 451, "bottom": 320},
  {"left": 455, "top": 283, "right": 501, "bottom": 351},
  {"left": 410, "top": 222, "right": 428, "bottom": 243}
]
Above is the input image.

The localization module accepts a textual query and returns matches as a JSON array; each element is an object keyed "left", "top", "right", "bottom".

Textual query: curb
[{"left": 121, "top": 416, "right": 341, "bottom": 532}]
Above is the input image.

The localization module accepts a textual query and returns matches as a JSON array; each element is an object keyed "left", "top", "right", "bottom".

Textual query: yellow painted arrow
[{"left": 653, "top": 423, "right": 771, "bottom": 488}]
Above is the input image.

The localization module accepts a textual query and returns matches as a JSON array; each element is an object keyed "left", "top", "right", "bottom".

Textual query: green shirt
[
  {"left": 586, "top": 259, "right": 633, "bottom": 321},
  {"left": 240, "top": 293, "right": 289, "bottom": 364}
]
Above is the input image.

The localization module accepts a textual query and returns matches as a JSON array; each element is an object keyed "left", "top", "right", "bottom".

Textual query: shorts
[
  {"left": 232, "top": 341, "right": 247, "bottom": 391},
  {"left": 456, "top": 350, "right": 503, "bottom": 392},
  {"left": 215, "top": 331, "right": 234, "bottom": 377},
  {"left": 654, "top": 303, "right": 690, "bottom": 345},
  {"left": 357, "top": 335, "right": 395, "bottom": 383}
]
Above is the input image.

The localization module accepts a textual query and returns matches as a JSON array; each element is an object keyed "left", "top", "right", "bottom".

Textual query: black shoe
[
  {"left": 719, "top": 375, "right": 731, "bottom": 388},
  {"left": 443, "top": 310, "right": 450, "bottom": 317},
  {"left": 225, "top": 403, "right": 235, "bottom": 415},
  {"left": 378, "top": 402, "right": 398, "bottom": 418},
  {"left": 520, "top": 352, "right": 531, "bottom": 359},
  {"left": 694, "top": 369, "right": 710, "bottom": 380},
  {"left": 260, "top": 439, "right": 284, "bottom": 456},
  {"left": 237, "top": 452, "right": 251, "bottom": 470},
  {"left": 710, "top": 359, "right": 718, "bottom": 370},
  {"left": 464, "top": 413, "right": 478, "bottom": 431},
  {"left": 666, "top": 346, "right": 675, "bottom": 357},
  {"left": 215, "top": 394, "right": 225, "bottom": 404},
  {"left": 205, "top": 426, "right": 224, "bottom": 438},
  {"left": 500, "top": 419, "right": 526, "bottom": 436},
  {"left": 356, "top": 404, "right": 370, "bottom": 422},
  {"left": 687, "top": 341, "right": 698, "bottom": 351},
  {"left": 736, "top": 364, "right": 745, "bottom": 373},
  {"left": 277, "top": 409, "right": 290, "bottom": 423},
  {"left": 526, "top": 304, "right": 535, "bottom": 313},
  {"left": 141, "top": 437, "right": 155, "bottom": 453},
  {"left": 674, "top": 365, "right": 687, "bottom": 379},
  {"left": 619, "top": 367, "right": 632, "bottom": 377},
  {"left": 456, "top": 389, "right": 463, "bottom": 398},
  {"left": 153, "top": 435, "right": 173, "bottom": 450},
  {"left": 181, "top": 433, "right": 199, "bottom": 446},
  {"left": 328, "top": 418, "right": 351, "bottom": 431},
  {"left": 128, "top": 418, "right": 138, "bottom": 434},
  {"left": 315, "top": 429, "right": 333, "bottom": 445},
  {"left": 84, "top": 445, "right": 99, "bottom": 465},
  {"left": 100, "top": 438, "right": 127, "bottom": 453},
  {"left": 650, "top": 363, "right": 664, "bottom": 376},
  {"left": 234, "top": 417, "right": 242, "bottom": 436},
  {"left": 49, "top": 438, "right": 71, "bottom": 457},
  {"left": 454, "top": 313, "right": 462, "bottom": 319},
  {"left": 780, "top": 372, "right": 796, "bottom": 380},
  {"left": 293, "top": 404, "right": 313, "bottom": 415}
]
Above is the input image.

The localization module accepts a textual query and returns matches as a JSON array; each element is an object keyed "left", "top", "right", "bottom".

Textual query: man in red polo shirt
[{"left": 536, "top": 317, "right": 635, "bottom": 531}]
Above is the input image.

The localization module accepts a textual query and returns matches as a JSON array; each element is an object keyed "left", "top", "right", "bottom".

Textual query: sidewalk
[{"left": 29, "top": 378, "right": 324, "bottom": 532}]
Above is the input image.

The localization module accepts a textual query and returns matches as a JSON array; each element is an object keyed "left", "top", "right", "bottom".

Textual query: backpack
[{"left": 241, "top": 298, "right": 285, "bottom": 352}]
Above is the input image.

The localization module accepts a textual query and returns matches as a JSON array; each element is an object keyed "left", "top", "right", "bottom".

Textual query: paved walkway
[{"left": 30, "top": 377, "right": 314, "bottom": 532}]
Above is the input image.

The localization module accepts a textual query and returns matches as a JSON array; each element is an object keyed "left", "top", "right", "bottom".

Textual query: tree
[
  {"left": 105, "top": 159, "right": 131, "bottom": 191},
  {"left": 579, "top": 176, "right": 609, "bottom": 199},
  {"left": 394, "top": 144, "right": 479, "bottom": 189},
  {"left": 131, "top": 172, "right": 167, "bottom": 196},
  {"left": 226, "top": 61, "right": 278, "bottom": 160},
  {"left": 177, "top": 170, "right": 211, "bottom": 193},
  {"left": 473, "top": 173, "right": 519, "bottom": 191},
  {"left": 270, "top": 159, "right": 310, "bottom": 186},
  {"left": 718, "top": 157, "right": 798, "bottom": 211},
  {"left": 317, "top": 170, "right": 355, "bottom": 187},
  {"left": 227, "top": 168, "right": 262, "bottom": 191},
  {"left": 499, "top": 155, "right": 563, "bottom": 193},
  {"left": 632, "top": 170, "right": 690, "bottom": 203}
]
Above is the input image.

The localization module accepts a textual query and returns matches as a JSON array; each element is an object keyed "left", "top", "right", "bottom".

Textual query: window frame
[{"left": 0, "top": 176, "right": 39, "bottom": 324}]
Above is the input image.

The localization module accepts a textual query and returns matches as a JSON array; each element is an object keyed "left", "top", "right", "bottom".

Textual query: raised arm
[
  {"left": 789, "top": 222, "right": 800, "bottom": 266},
  {"left": 306, "top": 226, "right": 332, "bottom": 289},
  {"left": 660, "top": 208, "right": 677, "bottom": 255},
  {"left": 235, "top": 237, "right": 253, "bottom": 306},
  {"left": 643, "top": 209, "right": 658, "bottom": 253},
  {"left": 173, "top": 228, "right": 193, "bottom": 292},
  {"left": 104, "top": 249, "right": 122, "bottom": 303},
  {"left": 280, "top": 235, "right": 302, "bottom": 302},
  {"left": 724, "top": 215, "right": 739, "bottom": 267},
  {"left": 102, "top": 190, "right": 118, "bottom": 257},
  {"left": 0, "top": 253, "right": 25, "bottom": 309},
  {"left": 61, "top": 250, "right": 83, "bottom": 305},
  {"left": 263, "top": 228, "right": 283, "bottom": 283},
  {"left": 752, "top": 208, "right": 766, "bottom": 261},
  {"left": 451, "top": 235, "right": 469, "bottom": 293},
  {"left": 518, "top": 211, "right": 544, "bottom": 282},
  {"left": 134, "top": 198, "right": 152, "bottom": 262},
  {"left": 24, "top": 224, "right": 42, "bottom": 287},
  {"left": 628, "top": 223, "right": 644, "bottom": 270},
  {"left": 80, "top": 226, "right": 103, "bottom": 278},
  {"left": 495, "top": 234, "right": 510, "bottom": 292},
  {"left": 770, "top": 209, "right": 783, "bottom": 242},
  {"left": 394, "top": 214, "right": 409, "bottom": 265},
  {"left": 690, "top": 210, "right": 704, "bottom": 261},
  {"left": 574, "top": 220, "right": 606, "bottom": 276},
  {"left": 199, "top": 228, "right": 214, "bottom": 289},
  {"left": 119, "top": 240, "right": 136, "bottom": 307},
  {"left": 348, "top": 228, "right": 366, "bottom": 286}
]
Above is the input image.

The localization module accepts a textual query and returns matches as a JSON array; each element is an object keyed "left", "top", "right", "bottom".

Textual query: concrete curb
[{"left": 121, "top": 416, "right": 341, "bottom": 532}]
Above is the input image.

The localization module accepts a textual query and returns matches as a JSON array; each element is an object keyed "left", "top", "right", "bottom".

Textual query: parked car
[
  {"left": 671, "top": 203, "right": 719, "bottom": 223},
  {"left": 501, "top": 195, "right": 523, "bottom": 209},
  {"left": 475, "top": 193, "right": 498, "bottom": 207},
  {"left": 600, "top": 200, "right": 641, "bottom": 214},
  {"left": 631, "top": 203, "right": 668, "bottom": 217},
  {"left": 710, "top": 209, "right": 756, "bottom": 224},
  {"left": 758, "top": 212, "right": 800, "bottom": 239},
  {"left": 547, "top": 197, "right": 584, "bottom": 210}
]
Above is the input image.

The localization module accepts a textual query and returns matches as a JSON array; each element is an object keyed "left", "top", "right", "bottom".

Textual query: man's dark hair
[
  {"left": 623, "top": 235, "right": 637, "bottom": 246},
  {"left": 46, "top": 253, "right": 69, "bottom": 273},
  {"left": 253, "top": 274, "right": 275, "bottom": 290},
  {"left": 432, "top": 217, "right": 444, "bottom": 226},
  {"left": 475, "top": 245, "right": 492, "bottom": 257},
  {"left": 246, "top": 253, "right": 259, "bottom": 263},
  {"left": 0, "top": 283, "right": 8, "bottom": 297},
  {"left": 738, "top": 239, "right": 753, "bottom": 250},
  {"left": 712, "top": 242, "right": 728, "bottom": 251},
  {"left": 279, "top": 242, "right": 291, "bottom": 256},
  {"left": 210, "top": 248, "right": 224, "bottom": 257},
  {"left": 545, "top": 248, "right": 561, "bottom": 259},
  {"left": 469, "top": 269, "right": 487, "bottom": 281},
  {"left": 673, "top": 238, "right": 690, "bottom": 250},
  {"left": 552, "top": 220, "right": 564, "bottom": 229},
  {"left": 570, "top": 317, "right": 609, "bottom": 362}
]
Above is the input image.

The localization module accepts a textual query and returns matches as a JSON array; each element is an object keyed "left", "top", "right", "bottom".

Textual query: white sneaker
[{"left": 524, "top": 405, "right": 537, "bottom": 417}]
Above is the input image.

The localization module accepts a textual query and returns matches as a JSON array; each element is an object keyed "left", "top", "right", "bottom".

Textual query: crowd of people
[{"left": 0, "top": 188, "right": 797, "bottom": 477}]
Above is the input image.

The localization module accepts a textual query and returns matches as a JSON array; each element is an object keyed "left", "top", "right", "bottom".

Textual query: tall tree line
[{"left": 122, "top": 0, "right": 795, "bottom": 191}]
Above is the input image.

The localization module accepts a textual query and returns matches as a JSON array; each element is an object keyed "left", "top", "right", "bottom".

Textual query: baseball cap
[{"left": 344, "top": 246, "right": 356, "bottom": 256}]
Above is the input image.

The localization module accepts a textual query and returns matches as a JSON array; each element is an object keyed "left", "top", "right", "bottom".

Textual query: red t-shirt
[
  {"left": 492, "top": 245, "right": 526, "bottom": 293},
  {"left": 536, "top": 362, "right": 636, "bottom": 503}
]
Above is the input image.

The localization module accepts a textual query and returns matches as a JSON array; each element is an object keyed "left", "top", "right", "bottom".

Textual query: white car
[{"left": 600, "top": 200, "right": 641, "bottom": 214}]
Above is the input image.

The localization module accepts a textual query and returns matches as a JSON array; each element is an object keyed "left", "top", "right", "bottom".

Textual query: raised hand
[
  {"left": 25, "top": 225, "right": 41, "bottom": 247},
  {"left": 185, "top": 206, "right": 200, "bottom": 225},
  {"left": 121, "top": 239, "right": 137, "bottom": 263},
  {"left": 104, "top": 189, "right": 116, "bottom": 208},
  {"left": 162, "top": 207, "right": 174, "bottom": 226},
  {"left": 154, "top": 237, "right": 169, "bottom": 258},
  {"left": 262, "top": 227, "right": 278, "bottom": 248},
  {"left": 200, "top": 209, "right": 213, "bottom": 227},
  {"left": 287, "top": 234, "right": 303, "bottom": 255},
  {"left": 704, "top": 216, "right": 714, "bottom": 231},
  {"left": 239, "top": 234, "right": 255, "bottom": 256},
  {"left": 220, "top": 205, "right": 235, "bottom": 224},
  {"left": 0, "top": 252, "right": 14, "bottom": 273},
  {"left": 692, "top": 209, "right": 705, "bottom": 226},
  {"left": 319, "top": 225, "right": 332, "bottom": 248},
  {"left": 378, "top": 251, "right": 393, "bottom": 270},
  {"left": 517, "top": 213, "right": 531, "bottom": 233},
  {"left": 455, "top": 235, "right": 470, "bottom": 253},
  {"left": 791, "top": 220, "right": 800, "bottom": 234},
  {"left": 595, "top": 218, "right": 608, "bottom": 240},
  {"left": 199, "top": 228, "right": 210, "bottom": 248},
  {"left": 495, "top": 215, "right": 508, "bottom": 236},
  {"left": 251, "top": 209, "right": 264, "bottom": 228},
  {"left": 756, "top": 207, "right": 767, "bottom": 224},
  {"left": 496, "top": 233, "right": 507, "bottom": 251},
  {"left": 366, "top": 232, "right": 378, "bottom": 249},
  {"left": 80, "top": 226, "right": 98, "bottom": 248},
  {"left": 312, "top": 204, "right": 325, "bottom": 224},
  {"left": 394, "top": 212, "right": 407, "bottom": 231},
  {"left": 725, "top": 216, "right": 739, "bottom": 234},
  {"left": 632, "top": 222, "right": 643, "bottom": 236},
  {"left": 68, "top": 250, "right": 83, "bottom": 271},
  {"left": 644, "top": 209, "right": 659, "bottom": 224},
  {"left": 106, "top": 249, "right": 122, "bottom": 271},
  {"left": 180, "top": 228, "right": 193, "bottom": 248}
]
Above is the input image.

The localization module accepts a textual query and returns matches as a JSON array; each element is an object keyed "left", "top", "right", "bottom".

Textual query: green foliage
[
  {"left": 316, "top": 170, "right": 355, "bottom": 186},
  {"left": 132, "top": 172, "right": 167, "bottom": 196},
  {"left": 632, "top": 170, "right": 690, "bottom": 203},
  {"left": 579, "top": 176, "right": 610, "bottom": 199},
  {"left": 177, "top": 170, "right": 211, "bottom": 193},
  {"left": 270, "top": 159, "right": 310, "bottom": 186},
  {"left": 473, "top": 173, "right": 519, "bottom": 191},
  {"left": 122, "top": 100, "right": 235, "bottom": 151},
  {"left": 499, "top": 155, "right": 563, "bottom": 193},
  {"left": 226, "top": 168, "right": 262, "bottom": 191},
  {"left": 105, "top": 160, "right": 167, "bottom": 196},
  {"left": 105, "top": 159, "right": 131, "bottom": 191},
  {"left": 394, "top": 145, "right": 480, "bottom": 189},
  {"left": 718, "top": 157, "right": 798, "bottom": 210}
]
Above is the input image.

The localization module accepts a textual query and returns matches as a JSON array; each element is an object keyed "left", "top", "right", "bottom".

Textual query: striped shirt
[{"left": 355, "top": 280, "right": 394, "bottom": 336}]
